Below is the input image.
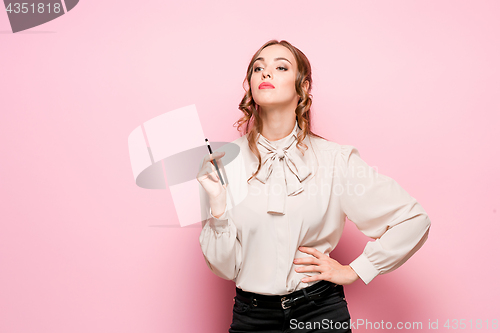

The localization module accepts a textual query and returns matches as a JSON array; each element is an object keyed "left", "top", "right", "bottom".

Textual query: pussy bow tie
[{"left": 255, "top": 131, "right": 312, "bottom": 215}]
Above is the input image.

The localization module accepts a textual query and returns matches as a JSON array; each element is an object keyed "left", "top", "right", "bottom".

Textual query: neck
[{"left": 259, "top": 103, "right": 297, "bottom": 141}]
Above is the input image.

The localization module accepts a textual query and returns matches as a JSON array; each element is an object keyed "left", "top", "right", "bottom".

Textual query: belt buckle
[{"left": 281, "top": 296, "right": 292, "bottom": 309}]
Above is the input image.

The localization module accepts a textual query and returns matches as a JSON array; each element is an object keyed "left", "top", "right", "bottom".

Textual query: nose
[{"left": 262, "top": 70, "right": 272, "bottom": 80}]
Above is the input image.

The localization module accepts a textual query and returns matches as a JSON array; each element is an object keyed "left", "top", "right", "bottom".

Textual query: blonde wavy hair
[{"left": 234, "top": 40, "right": 327, "bottom": 184}]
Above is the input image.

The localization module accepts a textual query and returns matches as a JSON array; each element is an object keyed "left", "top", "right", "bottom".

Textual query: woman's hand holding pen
[
  {"left": 294, "top": 246, "right": 360, "bottom": 285},
  {"left": 197, "top": 151, "right": 227, "bottom": 218}
]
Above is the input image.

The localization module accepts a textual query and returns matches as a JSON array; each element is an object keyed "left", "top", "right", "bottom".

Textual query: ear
[{"left": 302, "top": 80, "right": 310, "bottom": 92}]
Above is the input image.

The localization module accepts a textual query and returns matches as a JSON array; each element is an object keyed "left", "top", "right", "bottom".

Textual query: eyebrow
[{"left": 254, "top": 57, "right": 292, "bottom": 65}]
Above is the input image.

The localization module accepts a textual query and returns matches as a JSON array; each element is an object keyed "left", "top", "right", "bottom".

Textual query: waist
[{"left": 236, "top": 279, "right": 338, "bottom": 301}]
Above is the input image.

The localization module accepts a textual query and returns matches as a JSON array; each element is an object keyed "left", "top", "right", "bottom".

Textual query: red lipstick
[{"left": 259, "top": 82, "right": 275, "bottom": 89}]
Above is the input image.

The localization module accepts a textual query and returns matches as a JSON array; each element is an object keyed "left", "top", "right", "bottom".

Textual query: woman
[{"left": 197, "top": 40, "right": 431, "bottom": 333}]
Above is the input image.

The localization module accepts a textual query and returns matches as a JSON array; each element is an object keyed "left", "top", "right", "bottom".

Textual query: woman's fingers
[
  {"left": 197, "top": 151, "right": 227, "bottom": 199},
  {"left": 207, "top": 151, "right": 226, "bottom": 163},
  {"left": 294, "top": 257, "right": 320, "bottom": 265},
  {"left": 298, "top": 246, "right": 327, "bottom": 259},
  {"left": 295, "top": 265, "right": 325, "bottom": 273},
  {"left": 200, "top": 152, "right": 224, "bottom": 178}
]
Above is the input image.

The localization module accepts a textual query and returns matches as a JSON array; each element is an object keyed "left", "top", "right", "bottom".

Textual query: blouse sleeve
[
  {"left": 198, "top": 157, "right": 243, "bottom": 282},
  {"left": 336, "top": 145, "right": 431, "bottom": 284}
]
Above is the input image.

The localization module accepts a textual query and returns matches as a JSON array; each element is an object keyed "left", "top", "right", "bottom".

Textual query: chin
[
  {"left": 253, "top": 98, "right": 273, "bottom": 107},
  {"left": 256, "top": 102, "right": 279, "bottom": 110},
  {"left": 254, "top": 96, "right": 282, "bottom": 106},
  {"left": 256, "top": 100, "right": 293, "bottom": 109}
]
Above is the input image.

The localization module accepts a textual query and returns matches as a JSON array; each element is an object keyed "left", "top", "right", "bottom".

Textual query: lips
[{"left": 259, "top": 82, "right": 275, "bottom": 89}]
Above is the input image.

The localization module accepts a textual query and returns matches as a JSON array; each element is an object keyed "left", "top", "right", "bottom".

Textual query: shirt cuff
[
  {"left": 208, "top": 207, "right": 230, "bottom": 232},
  {"left": 349, "top": 253, "right": 380, "bottom": 285}
]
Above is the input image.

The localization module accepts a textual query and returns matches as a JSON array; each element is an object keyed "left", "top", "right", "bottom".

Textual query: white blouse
[{"left": 198, "top": 120, "right": 431, "bottom": 296}]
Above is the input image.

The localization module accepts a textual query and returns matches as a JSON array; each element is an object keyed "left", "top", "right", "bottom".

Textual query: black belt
[{"left": 235, "top": 280, "right": 339, "bottom": 310}]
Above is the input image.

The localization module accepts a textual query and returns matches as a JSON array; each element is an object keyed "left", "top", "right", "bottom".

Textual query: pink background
[{"left": 1, "top": 1, "right": 499, "bottom": 332}]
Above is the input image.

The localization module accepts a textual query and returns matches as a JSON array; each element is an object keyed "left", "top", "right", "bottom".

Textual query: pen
[{"left": 205, "top": 138, "right": 225, "bottom": 186}]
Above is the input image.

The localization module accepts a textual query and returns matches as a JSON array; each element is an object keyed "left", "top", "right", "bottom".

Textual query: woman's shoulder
[
  {"left": 308, "top": 134, "right": 343, "bottom": 151},
  {"left": 231, "top": 134, "right": 249, "bottom": 147},
  {"left": 307, "top": 135, "right": 359, "bottom": 160}
]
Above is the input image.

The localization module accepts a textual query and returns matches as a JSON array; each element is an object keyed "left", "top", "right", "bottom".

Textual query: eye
[
  {"left": 277, "top": 66, "right": 288, "bottom": 71},
  {"left": 253, "top": 66, "right": 263, "bottom": 73}
]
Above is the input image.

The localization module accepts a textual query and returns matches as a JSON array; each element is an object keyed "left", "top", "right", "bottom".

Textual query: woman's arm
[
  {"left": 338, "top": 145, "right": 431, "bottom": 284},
  {"left": 197, "top": 152, "right": 244, "bottom": 282},
  {"left": 198, "top": 205, "right": 243, "bottom": 281}
]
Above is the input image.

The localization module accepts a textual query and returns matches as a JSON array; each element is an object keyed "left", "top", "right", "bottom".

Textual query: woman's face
[{"left": 250, "top": 44, "right": 299, "bottom": 110}]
